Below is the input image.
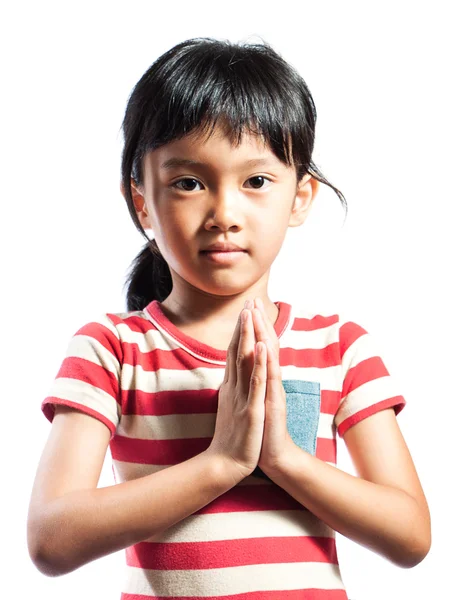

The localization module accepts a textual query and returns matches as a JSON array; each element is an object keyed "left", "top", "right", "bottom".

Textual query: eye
[
  {"left": 245, "top": 176, "right": 271, "bottom": 189},
  {"left": 171, "top": 175, "right": 272, "bottom": 192},
  {"left": 172, "top": 178, "right": 203, "bottom": 192}
]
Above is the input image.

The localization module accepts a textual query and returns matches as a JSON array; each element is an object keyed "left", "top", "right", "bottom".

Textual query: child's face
[{"left": 132, "top": 124, "right": 317, "bottom": 298}]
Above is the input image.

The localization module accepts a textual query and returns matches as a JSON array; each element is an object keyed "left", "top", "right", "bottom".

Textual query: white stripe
[
  {"left": 123, "top": 561, "right": 345, "bottom": 596},
  {"left": 66, "top": 333, "right": 121, "bottom": 376},
  {"left": 115, "top": 319, "right": 181, "bottom": 353},
  {"left": 112, "top": 459, "right": 336, "bottom": 485},
  {"left": 46, "top": 377, "right": 120, "bottom": 426},
  {"left": 317, "top": 411, "right": 336, "bottom": 438},
  {"left": 143, "top": 509, "right": 334, "bottom": 543},
  {"left": 113, "top": 460, "right": 277, "bottom": 486},
  {"left": 116, "top": 410, "right": 335, "bottom": 441},
  {"left": 340, "top": 329, "right": 376, "bottom": 375},
  {"left": 120, "top": 363, "right": 225, "bottom": 393},
  {"left": 335, "top": 375, "right": 401, "bottom": 428},
  {"left": 120, "top": 362, "right": 342, "bottom": 395},
  {"left": 280, "top": 364, "right": 341, "bottom": 392},
  {"left": 90, "top": 313, "right": 123, "bottom": 340},
  {"left": 283, "top": 321, "right": 339, "bottom": 349},
  {"left": 117, "top": 412, "right": 216, "bottom": 439}
]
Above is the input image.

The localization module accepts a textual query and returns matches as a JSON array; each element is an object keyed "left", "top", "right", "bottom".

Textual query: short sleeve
[
  {"left": 41, "top": 314, "right": 123, "bottom": 438},
  {"left": 335, "top": 318, "right": 406, "bottom": 437}
]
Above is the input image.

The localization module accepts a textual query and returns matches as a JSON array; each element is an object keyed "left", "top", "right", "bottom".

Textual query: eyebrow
[{"left": 160, "top": 157, "right": 278, "bottom": 170}]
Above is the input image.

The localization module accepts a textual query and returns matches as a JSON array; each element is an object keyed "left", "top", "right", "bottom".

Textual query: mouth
[{"left": 200, "top": 249, "right": 247, "bottom": 264}]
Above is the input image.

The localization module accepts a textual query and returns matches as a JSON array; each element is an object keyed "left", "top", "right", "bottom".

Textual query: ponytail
[{"left": 124, "top": 239, "right": 173, "bottom": 311}]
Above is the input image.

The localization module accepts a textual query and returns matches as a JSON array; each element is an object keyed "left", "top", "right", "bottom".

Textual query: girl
[{"left": 27, "top": 37, "right": 431, "bottom": 599}]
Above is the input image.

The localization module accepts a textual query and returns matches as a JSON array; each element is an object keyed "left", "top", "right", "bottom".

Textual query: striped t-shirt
[{"left": 42, "top": 299, "right": 405, "bottom": 599}]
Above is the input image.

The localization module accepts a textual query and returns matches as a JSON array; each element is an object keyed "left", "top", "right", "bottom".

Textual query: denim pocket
[
  {"left": 283, "top": 379, "right": 321, "bottom": 456},
  {"left": 251, "top": 379, "right": 321, "bottom": 480}
]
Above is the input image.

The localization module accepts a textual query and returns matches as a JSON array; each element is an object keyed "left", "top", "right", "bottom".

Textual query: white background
[{"left": 1, "top": 1, "right": 453, "bottom": 598}]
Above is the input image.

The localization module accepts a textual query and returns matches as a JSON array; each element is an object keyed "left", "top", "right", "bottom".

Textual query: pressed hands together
[{"left": 207, "top": 297, "right": 296, "bottom": 481}]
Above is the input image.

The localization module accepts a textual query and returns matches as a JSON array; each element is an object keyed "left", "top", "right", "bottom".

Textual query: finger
[
  {"left": 225, "top": 309, "right": 244, "bottom": 383},
  {"left": 237, "top": 308, "right": 256, "bottom": 396},
  {"left": 248, "top": 341, "right": 267, "bottom": 409},
  {"left": 264, "top": 339, "right": 283, "bottom": 405},
  {"left": 254, "top": 297, "right": 278, "bottom": 343},
  {"left": 253, "top": 299, "right": 281, "bottom": 361},
  {"left": 251, "top": 307, "right": 272, "bottom": 347}
]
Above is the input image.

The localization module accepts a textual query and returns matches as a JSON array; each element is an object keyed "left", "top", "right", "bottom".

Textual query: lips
[{"left": 201, "top": 242, "right": 245, "bottom": 252}]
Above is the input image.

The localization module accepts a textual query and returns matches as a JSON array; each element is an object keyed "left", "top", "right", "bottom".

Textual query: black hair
[{"left": 121, "top": 36, "right": 347, "bottom": 311}]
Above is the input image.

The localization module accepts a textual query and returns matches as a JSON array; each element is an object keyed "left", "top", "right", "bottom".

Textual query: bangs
[{"left": 130, "top": 39, "right": 316, "bottom": 180}]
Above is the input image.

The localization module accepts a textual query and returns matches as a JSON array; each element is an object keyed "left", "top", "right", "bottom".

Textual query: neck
[{"left": 159, "top": 273, "right": 279, "bottom": 329}]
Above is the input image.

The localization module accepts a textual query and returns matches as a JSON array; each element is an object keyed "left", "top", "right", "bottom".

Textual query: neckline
[{"left": 143, "top": 299, "right": 292, "bottom": 364}]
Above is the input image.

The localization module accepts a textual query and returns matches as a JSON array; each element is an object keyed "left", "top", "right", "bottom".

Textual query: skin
[
  {"left": 27, "top": 124, "right": 431, "bottom": 577},
  {"left": 131, "top": 123, "right": 431, "bottom": 566},
  {"left": 130, "top": 124, "right": 319, "bottom": 346}
]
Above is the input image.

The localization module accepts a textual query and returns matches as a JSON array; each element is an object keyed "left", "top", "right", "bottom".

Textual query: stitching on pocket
[{"left": 283, "top": 379, "right": 321, "bottom": 456}]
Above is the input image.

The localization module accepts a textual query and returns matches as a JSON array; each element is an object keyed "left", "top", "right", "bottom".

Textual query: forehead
[{"left": 145, "top": 125, "right": 286, "bottom": 172}]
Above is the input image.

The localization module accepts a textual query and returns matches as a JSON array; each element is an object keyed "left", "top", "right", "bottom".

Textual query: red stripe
[
  {"left": 110, "top": 435, "right": 211, "bottom": 464},
  {"left": 122, "top": 388, "right": 219, "bottom": 416},
  {"left": 316, "top": 437, "right": 336, "bottom": 463},
  {"left": 76, "top": 321, "right": 123, "bottom": 361},
  {"left": 279, "top": 344, "right": 340, "bottom": 368},
  {"left": 292, "top": 314, "right": 339, "bottom": 331},
  {"left": 320, "top": 390, "right": 340, "bottom": 414},
  {"left": 110, "top": 434, "right": 337, "bottom": 473},
  {"left": 195, "top": 484, "right": 306, "bottom": 514},
  {"left": 339, "top": 321, "right": 367, "bottom": 359},
  {"left": 122, "top": 344, "right": 223, "bottom": 370},
  {"left": 337, "top": 397, "right": 406, "bottom": 437},
  {"left": 123, "top": 388, "right": 342, "bottom": 418},
  {"left": 54, "top": 356, "right": 120, "bottom": 401},
  {"left": 121, "top": 589, "right": 347, "bottom": 600},
  {"left": 108, "top": 312, "right": 156, "bottom": 333},
  {"left": 126, "top": 536, "right": 338, "bottom": 570},
  {"left": 342, "top": 356, "right": 390, "bottom": 398},
  {"left": 41, "top": 399, "right": 116, "bottom": 435}
]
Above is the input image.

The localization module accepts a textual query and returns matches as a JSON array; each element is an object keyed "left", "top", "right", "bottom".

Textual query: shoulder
[
  {"left": 75, "top": 307, "right": 156, "bottom": 350},
  {"left": 60, "top": 307, "right": 156, "bottom": 371}
]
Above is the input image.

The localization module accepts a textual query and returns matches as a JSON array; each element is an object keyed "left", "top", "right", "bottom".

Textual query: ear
[
  {"left": 288, "top": 174, "right": 319, "bottom": 228},
  {"left": 120, "top": 178, "right": 153, "bottom": 230}
]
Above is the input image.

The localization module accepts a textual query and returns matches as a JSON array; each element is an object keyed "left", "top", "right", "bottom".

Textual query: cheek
[
  {"left": 257, "top": 211, "right": 289, "bottom": 240},
  {"left": 156, "top": 213, "right": 197, "bottom": 257}
]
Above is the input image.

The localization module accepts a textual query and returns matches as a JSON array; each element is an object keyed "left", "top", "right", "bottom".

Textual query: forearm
[
  {"left": 29, "top": 450, "right": 238, "bottom": 576},
  {"left": 268, "top": 446, "right": 430, "bottom": 568}
]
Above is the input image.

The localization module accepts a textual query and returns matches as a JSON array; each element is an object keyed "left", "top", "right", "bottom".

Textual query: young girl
[{"left": 28, "top": 37, "right": 431, "bottom": 599}]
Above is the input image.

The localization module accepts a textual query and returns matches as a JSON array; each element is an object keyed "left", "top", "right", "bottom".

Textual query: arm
[
  {"left": 27, "top": 406, "right": 240, "bottom": 577},
  {"left": 266, "top": 408, "right": 431, "bottom": 568}
]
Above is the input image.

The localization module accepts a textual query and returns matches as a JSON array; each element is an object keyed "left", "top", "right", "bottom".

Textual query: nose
[{"left": 204, "top": 189, "right": 244, "bottom": 232}]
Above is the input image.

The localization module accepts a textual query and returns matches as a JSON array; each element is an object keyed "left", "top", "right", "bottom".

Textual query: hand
[
  {"left": 249, "top": 298, "right": 297, "bottom": 478},
  {"left": 207, "top": 304, "right": 267, "bottom": 482}
]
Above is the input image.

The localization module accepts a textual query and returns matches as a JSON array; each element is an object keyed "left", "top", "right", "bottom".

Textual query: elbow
[
  {"left": 27, "top": 513, "right": 77, "bottom": 577},
  {"left": 29, "top": 545, "right": 67, "bottom": 578},
  {"left": 393, "top": 543, "right": 431, "bottom": 569},
  {"left": 390, "top": 513, "right": 432, "bottom": 569},
  {"left": 397, "top": 535, "right": 431, "bottom": 569}
]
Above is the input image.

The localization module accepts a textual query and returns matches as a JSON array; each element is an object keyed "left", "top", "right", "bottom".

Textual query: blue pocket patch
[
  {"left": 283, "top": 379, "right": 321, "bottom": 456},
  {"left": 251, "top": 379, "right": 321, "bottom": 481}
]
